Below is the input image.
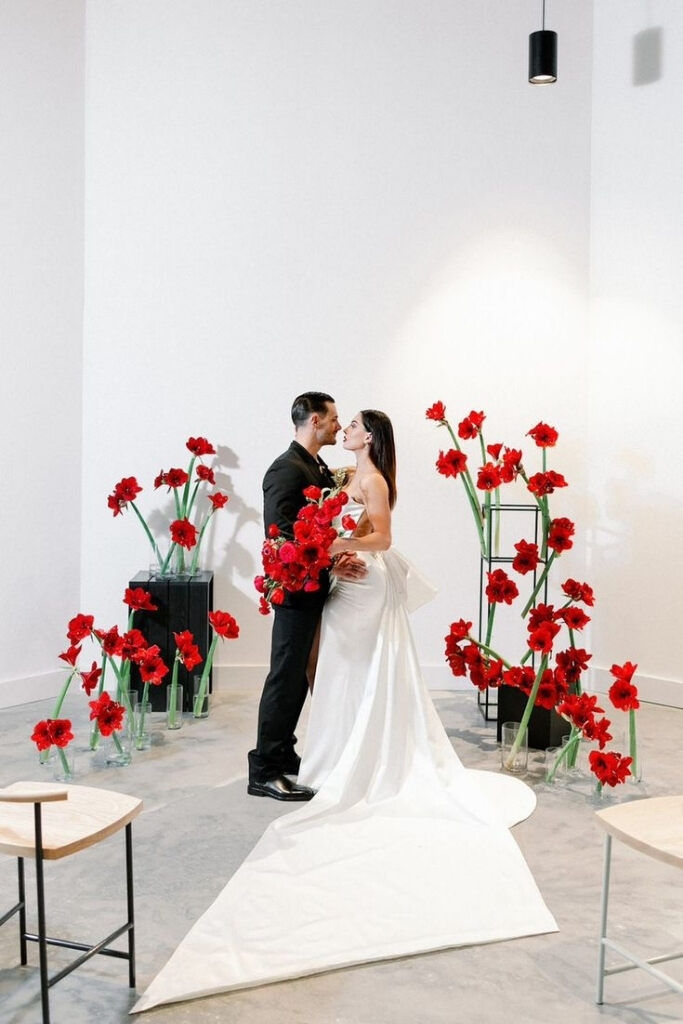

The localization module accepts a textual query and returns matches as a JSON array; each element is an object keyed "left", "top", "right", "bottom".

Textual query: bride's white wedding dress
[{"left": 132, "top": 502, "right": 557, "bottom": 1013}]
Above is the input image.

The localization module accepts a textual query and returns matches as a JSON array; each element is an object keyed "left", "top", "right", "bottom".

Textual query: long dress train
[{"left": 132, "top": 507, "right": 557, "bottom": 1013}]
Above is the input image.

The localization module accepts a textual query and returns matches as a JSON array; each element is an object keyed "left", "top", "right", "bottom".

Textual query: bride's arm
[{"left": 330, "top": 474, "right": 391, "bottom": 553}]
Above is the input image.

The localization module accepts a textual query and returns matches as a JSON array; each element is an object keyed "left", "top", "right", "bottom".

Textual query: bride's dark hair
[{"left": 361, "top": 409, "right": 397, "bottom": 508}]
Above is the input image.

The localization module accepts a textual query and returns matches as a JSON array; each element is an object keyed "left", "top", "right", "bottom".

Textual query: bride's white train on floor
[{"left": 132, "top": 519, "right": 557, "bottom": 1013}]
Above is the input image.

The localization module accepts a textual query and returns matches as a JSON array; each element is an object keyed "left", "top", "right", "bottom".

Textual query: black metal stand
[
  {"left": 477, "top": 503, "right": 547, "bottom": 723},
  {"left": 1, "top": 806, "right": 136, "bottom": 1024}
]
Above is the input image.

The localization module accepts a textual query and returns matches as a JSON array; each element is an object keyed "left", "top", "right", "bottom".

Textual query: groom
[{"left": 248, "top": 391, "right": 365, "bottom": 801}]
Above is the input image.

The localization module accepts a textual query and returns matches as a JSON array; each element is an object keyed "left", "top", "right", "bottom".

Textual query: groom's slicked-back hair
[{"left": 291, "top": 392, "right": 335, "bottom": 428}]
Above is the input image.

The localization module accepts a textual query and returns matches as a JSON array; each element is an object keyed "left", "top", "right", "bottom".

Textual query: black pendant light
[{"left": 529, "top": 0, "right": 557, "bottom": 84}]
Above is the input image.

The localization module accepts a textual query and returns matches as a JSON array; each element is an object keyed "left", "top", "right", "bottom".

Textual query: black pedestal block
[
  {"left": 128, "top": 570, "right": 213, "bottom": 710},
  {"left": 496, "top": 684, "right": 570, "bottom": 750}
]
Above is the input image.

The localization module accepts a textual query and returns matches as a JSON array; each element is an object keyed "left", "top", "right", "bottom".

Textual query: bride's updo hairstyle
[{"left": 361, "top": 409, "right": 397, "bottom": 508}]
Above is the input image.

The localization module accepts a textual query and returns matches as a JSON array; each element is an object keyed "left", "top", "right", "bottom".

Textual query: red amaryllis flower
[
  {"left": 528, "top": 621, "right": 561, "bottom": 653},
  {"left": 164, "top": 467, "right": 189, "bottom": 488},
  {"left": 173, "top": 630, "right": 203, "bottom": 671},
  {"left": 527, "top": 422, "right": 559, "bottom": 447},
  {"left": 258, "top": 596, "right": 271, "bottom": 615},
  {"left": 154, "top": 469, "right": 166, "bottom": 489},
  {"left": 458, "top": 410, "right": 485, "bottom": 439},
  {"left": 59, "top": 643, "right": 81, "bottom": 667},
  {"left": 445, "top": 638, "right": 467, "bottom": 677},
  {"left": 589, "top": 749, "right": 632, "bottom": 787},
  {"left": 557, "top": 606, "right": 590, "bottom": 631},
  {"left": 485, "top": 569, "right": 519, "bottom": 605},
  {"left": 170, "top": 518, "right": 198, "bottom": 549},
  {"left": 610, "top": 661, "right": 637, "bottom": 684},
  {"left": 67, "top": 613, "right": 94, "bottom": 643},
  {"left": 476, "top": 462, "right": 502, "bottom": 491},
  {"left": 486, "top": 442, "right": 503, "bottom": 460},
  {"left": 95, "top": 625, "right": 124, "bottom": 657},
  {"left": 123, "top": 587, "right": 158, "bottom": 612},
  {"left": 555, "top": 646, "right": 592, "bottom": 685},
  {"left": 134, "top": 645, "right": 169, "bottom": 685},
  {"left": 186, "top": 436, "right": 215, "bottom": 456},
  {"left": 535, "top": 668, "right": 567, "bottom": 710},
  {"left": 608, "top": 678, "right": 640, "bottom": 711},
  {"left": 80, "top": 661, "right": 102, "bottom": 696},
  {"left": 209, "top": 492, "right": 229, "bottom": 509},
  {"left": 548, "top": 517, "right": 575, "bottom": 553},
  {"left": 448, "top": 618, "right": 472, "bottom": 641},
  {"left": 425, "top": 401, "right": 447, "bottom": 422},
  {"left": 584, "top": 715, "right": 613, "bottom": 749},
  {"left": 115, "top": 476, "right": 142, "bottom": 502},
  {"left": 120, "top": 628, "right": 147, "bottom": 660},
  {"left": 528, "top": 603, "right": 556, "bottom": 628},
  {"left": 557, "top": 692, "right": 603, "bottom": 730},
  {"left": 500, "top": 447, "right": 523, "bottom": 483},
  {"left": 89, "top": 692, "right": 125, "bottom": 736},
  {"left": 436, "top": 449, "right": 468, "bottom": 478},
  {"left": 49, "top": 719, "right": 74, "bottom": 748},
  {"left": 31, "top": 720, "right": 53, "bottom": 751},
  {"left": 484, "top": 659, "right": 505, "bottom": 688},
  {"left": 196, "top": 464, "right": 215, "bottom": 484},
  {"left": 512, "top": 540, "right": 539, "bottom": 575},
  {"left": 527, "top": 470, "right": 568, "bottom": 497},
  {"left": 209, "top": 610, "right": 240, "bottom": 639},
  {"left": 561, "top": 578, "right": 595, "bottom": 606},
  {"left": 502, "top": 665, "right": 536, "bottom": 695}
]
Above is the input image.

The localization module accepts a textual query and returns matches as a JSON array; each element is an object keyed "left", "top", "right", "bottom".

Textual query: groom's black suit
[{"left": 248, "top": 441, "right": 335, "bottom": 784}]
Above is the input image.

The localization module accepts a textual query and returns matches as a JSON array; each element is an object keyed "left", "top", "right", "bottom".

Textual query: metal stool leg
[
  {"left": 125, "top": 823, "right": 136, "bottom": 988},
  {"left": 596, "top": 833, "right": 612, "bottom": 1004},
  {"left": 34, "top": 804, "right": 50, "bottom": 1024},
  {"left": 18, "top": 856, "right": 27, "bottom": 965}
]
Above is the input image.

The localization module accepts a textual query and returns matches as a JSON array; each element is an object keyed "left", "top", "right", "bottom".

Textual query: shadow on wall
[{"left": 633, "top": 26, "right": 663, "bottom": 86}]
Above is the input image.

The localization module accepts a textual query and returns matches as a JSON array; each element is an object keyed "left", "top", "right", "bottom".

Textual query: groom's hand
[{"left": 332, "top": 552, "right": 368, "bottom": 582}]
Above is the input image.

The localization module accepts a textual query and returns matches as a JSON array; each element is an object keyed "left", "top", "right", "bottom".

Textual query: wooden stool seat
[
  {"left": 0, "top": 780, "right": 143, "bottom": 1023},
  {"left": 595, "top": 794, "right": 683, "bottom": 1005}
]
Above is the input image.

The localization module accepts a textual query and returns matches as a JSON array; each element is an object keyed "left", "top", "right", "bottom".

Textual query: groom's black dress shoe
[{"left": 247, "top": 775, "right": 314, "bottom": 801}]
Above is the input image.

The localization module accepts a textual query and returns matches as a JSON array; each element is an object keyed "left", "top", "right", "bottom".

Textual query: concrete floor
[{"left": 1, "top": 689, "right": 682, "bottom": 1024}]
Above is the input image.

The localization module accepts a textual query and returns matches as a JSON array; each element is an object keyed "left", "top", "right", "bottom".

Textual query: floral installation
[
  {"left": 107, "top": 435, "right": 229, "bottom": 576},
  {"left": 30, "top": 594, "right": 240, "bottom": 767},
  {"left": 254, "top": 485, "right": 352, "bottom": 614},
  {"left": 428, "top": 401, "right": 640, "bottom": 792}
]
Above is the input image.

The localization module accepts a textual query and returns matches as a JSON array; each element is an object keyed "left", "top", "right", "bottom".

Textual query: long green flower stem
[
  {"left": 193, "top": 634, "right": 218, "bottom": 716},
  {"left": 443, "top": 421, "right": 487, "bottom": 556},
  {"left": 180, "top": 456, "right": 197, "bottom": 518},
  {"left": 131, "top": 500, "right": 162, "bottom": 564},
  {"left": 485, "top": 603, "right": 496, "bottom": 648},
  {"left": 629, "top": 708, "right": 638, "bottom": 778},
  {"left": 160, "top": 542, "right": 178, "bottom": 574},
  {"left": 53, "top": 669, "right": 76, "bottom": 718},
  {"left": 503, "top": 655, "right": 548, "bottom": 770},
  {"left": 189, "top": 508, "right": 216, "bottom": 573},
  {"left": 57, "top": 746, "right": 72, "bottom": 777},
  {"left": 168, "top": 656, "right": 181, "bottom": 727},
  {"left": 520, "top": 551, "right": 557, "bottom": 618}
]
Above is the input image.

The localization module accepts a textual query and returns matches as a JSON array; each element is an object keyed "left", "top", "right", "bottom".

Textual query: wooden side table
[{"left": 595, "top": 794, "right": 683, "bottom": 1004}]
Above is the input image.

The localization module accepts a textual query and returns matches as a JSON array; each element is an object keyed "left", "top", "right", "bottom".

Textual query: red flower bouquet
[
  {"left": 254, "top": 486, "right": 349, "bottom": 613},
  {"left": 428, "top": 402, "right": 640, "bottom": 791},
  {"left": 107, "top": 435, "right": 229, "bottom": 576}
]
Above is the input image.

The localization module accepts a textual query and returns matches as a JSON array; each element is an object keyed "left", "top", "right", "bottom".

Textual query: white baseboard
[{"left": 0, "top": 670, "right": 64, "bottom": 710}]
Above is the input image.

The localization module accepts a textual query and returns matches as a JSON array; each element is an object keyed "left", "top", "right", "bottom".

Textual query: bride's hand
[{"left": 332, "top": 552, "right": 368, "bottom": 581}]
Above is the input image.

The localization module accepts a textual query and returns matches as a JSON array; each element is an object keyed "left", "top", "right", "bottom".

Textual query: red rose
[
  {"left": 254, "top": 575, "right": 266, "bottom": 593},
  {"left": 303, "top": 485, "right": 322, "bottom": 500},
  {"left": 303, "top": 580, "right": 321, "bottom": 592},
  {"left": 67, "top": 613, "right": 94, "bottom": 643},
  {"left": 80, "top": 661, "right": 102, "bottom": 696},
  {"left": 186, "top": 436, "right": 216, "bottom": 456},
  {"left": 209, "top": 610, "right": 240, "bottom": 639},
  {"left": 208, "top": 492, "right": 228, "bottom": 509},
  {"left": 425, "top": 401, "right": 446, "bottom": 421},
  {"left": 341, "top": 515, "right": 357, "bottom": 532},
  {"left": 527, "top": 422, "right": 559, "bottom": 447},
  {"left": 123, "top": 587, "right": 158, "bottom": 612},
  {"left": 511, "top": 540, "right": 539, "bottom": 575},
  {"left": 279, "top": 541, "right": 298, "bottom": 564},
  {"left": 271, "top": 588, "right": 285, "bottom": 606},
  {"left": 436, "top": 449, "right": 468, "bottom": 478},
  {"left": 170, "top": 518, "right": 198, "bottom": 549},
  {"left": 196, "top": 465, "right": 216, "bottom": 484}
]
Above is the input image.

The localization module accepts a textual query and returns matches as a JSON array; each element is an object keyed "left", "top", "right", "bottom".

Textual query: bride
[{"left": 132, "top": 409, "right": 557, "bottom": 1014}]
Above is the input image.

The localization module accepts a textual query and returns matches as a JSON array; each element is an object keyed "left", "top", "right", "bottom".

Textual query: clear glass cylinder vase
[
  {"left": 166, "top": 684, "right": 184, "bottom": 730},
  {"left": 193, "top": 675, "right": 210, "bottom": 719}
]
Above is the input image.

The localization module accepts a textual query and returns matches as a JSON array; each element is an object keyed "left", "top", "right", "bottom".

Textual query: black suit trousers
[{"left": 248, "top": 588, "right": 326, "bottom": 782}]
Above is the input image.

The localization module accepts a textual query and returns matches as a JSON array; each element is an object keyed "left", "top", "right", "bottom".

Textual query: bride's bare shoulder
[{"left": 358, "top": 471, "right": 389, "bottom": 498}]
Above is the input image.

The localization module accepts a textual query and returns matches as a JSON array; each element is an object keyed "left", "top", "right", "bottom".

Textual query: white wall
[
  {"left": 589, "top": 0, "right": 683, "bottom": 705},
  {"left": 81, "top": 0, "right": 595, "bottom": 695},
  {"left": 0, "top": 1, "right": 85, "bottom": 709}
]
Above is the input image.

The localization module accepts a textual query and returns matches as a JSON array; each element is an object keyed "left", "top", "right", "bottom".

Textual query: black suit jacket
[{"left": 263, "top": 441, "right": 334, "bottom": 539}]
